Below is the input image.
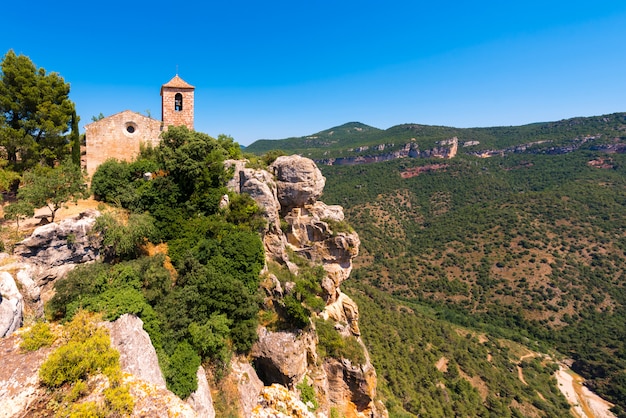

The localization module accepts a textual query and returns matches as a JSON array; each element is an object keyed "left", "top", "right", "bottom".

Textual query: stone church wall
[{"left": 84, "top": 110, "right": 163, "bottom": 177}]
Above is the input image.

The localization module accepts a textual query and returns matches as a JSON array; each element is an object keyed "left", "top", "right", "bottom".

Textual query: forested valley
[{"left": 248, "top": 114, "right": 626, "bottom": 417}]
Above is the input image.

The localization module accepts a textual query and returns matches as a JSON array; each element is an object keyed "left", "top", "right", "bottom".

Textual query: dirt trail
[{"left": 516, "top": 352, "right": 538, "bottom": 385}]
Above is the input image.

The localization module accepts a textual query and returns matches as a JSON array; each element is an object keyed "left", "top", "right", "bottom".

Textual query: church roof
[{"left": 161, "top": 75, "right": 194, "bottom": 90}]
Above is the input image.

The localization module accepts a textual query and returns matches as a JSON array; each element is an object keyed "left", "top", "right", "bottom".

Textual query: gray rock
[
  {"left": 13, "top": 210, "right": 101, "bottom": 286},
  {"left": 232, "top": 357, "right": 264, "bottom": 417},
  {"left": 0, "top": 272, "right": 23, "bottom": 337},
  {"left": 271, "top": 155, "right": 325, "bottom": 210},
  {"left": 251, "top": 327, "right": 307, "bottom": 389},
  {"left": 226, "top": 160, "right": 281, "bottom": 230},
  {"left": 186, "top": 365, "right": 216, "bottom": 418},
  {"left": 104, "top": 314, "right": 166, "bottom": 388}
]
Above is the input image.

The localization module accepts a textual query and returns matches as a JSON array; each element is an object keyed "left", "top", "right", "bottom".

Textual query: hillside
[
  {"left": 246, "top": 113, "right": 626, "bottom": 417},
  {"left": 245, "top": 113, "right": 626, "bottom": 161}
]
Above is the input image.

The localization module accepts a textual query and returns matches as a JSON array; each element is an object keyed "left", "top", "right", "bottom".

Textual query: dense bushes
[{"left": 51, "top": 127, "right": 264, "bottom": 398}]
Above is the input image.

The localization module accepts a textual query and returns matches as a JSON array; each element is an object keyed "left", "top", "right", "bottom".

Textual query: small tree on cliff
[{"left": 17, "top": 160, "right": 88, "bottom": 222}]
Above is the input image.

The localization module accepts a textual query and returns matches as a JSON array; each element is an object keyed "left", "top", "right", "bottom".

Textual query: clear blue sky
[{"left": 3, "top": 1, "right": 626, "bottom": 146}]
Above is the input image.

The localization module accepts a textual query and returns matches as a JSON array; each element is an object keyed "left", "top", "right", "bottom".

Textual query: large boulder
[
  {"left": 270, "top": 155, "right": 325, "bottom": 210},
  {"left": 232, "top": 357, "right": 264, "bottom": 417},
  {"left": 226, "top": 160, "right": 281, "bottom": 230},
  {"left": 323, "top": 358, "right": 379, "bottom": 417}
]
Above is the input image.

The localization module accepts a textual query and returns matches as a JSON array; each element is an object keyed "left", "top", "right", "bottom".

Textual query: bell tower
[{"left": 161, "top": 75, "right": 195, "bottom": 130}]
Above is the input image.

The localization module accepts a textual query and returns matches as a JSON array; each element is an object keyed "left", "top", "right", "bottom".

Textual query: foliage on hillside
[
  {"left": 318, "top": 149, "right": 626, "bottom": 416},
  {"left": 347, "top": 283, "right": 570, "bottom": 417},
  {"left": 48, "top": 126, "right": 265, "bottom": 399}
]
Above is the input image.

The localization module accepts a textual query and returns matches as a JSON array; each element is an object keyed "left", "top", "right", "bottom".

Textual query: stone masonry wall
[
  {"left": 161, "top": 88, "right": 194, "bottom": 130},
  {"left": 84, "top": 110, "right": 163, "bottom": 177}
]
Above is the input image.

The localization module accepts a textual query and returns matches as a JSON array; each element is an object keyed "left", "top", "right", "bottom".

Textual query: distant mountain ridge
[{"left": 245, "top": 113, "right": 626, "bottom": 161}]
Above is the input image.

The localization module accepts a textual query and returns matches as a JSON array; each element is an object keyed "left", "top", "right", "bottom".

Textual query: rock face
[
  {"left": 0, "top": 272, "right": 24, "bottom": 338},
  {"left": 232, "top": 357, "right": 265, "bottom": 417},
  {"left": 227, "top": 156, "right": 386, "bottom": 417},
  {"left": 0, "top": 332, "right": 55, "bottom": 417},
  {"left": 104, "top": 314, "right": 166, "bottom": 388},
  {"left": 324, "top": 358, "right": 379, "bottom": 414},
  {"left": 12, "top": 209, "right": 101, "bottom": 296},
  {"left": 251, "top": 327, "right": 308, "bottom": 388},
  {"left": 0, "top": 210, "right": 102, "bottom": 338},
  {"left": 186, "top": 366, "right": 216, "bottom": 418},
  {"left": 105, "top": 314, "right": 215, "bottom": 417}
]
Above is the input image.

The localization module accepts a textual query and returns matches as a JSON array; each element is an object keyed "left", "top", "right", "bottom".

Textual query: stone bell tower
[{"left": 161, "top": 75, "right": 195, "bottom": 130}]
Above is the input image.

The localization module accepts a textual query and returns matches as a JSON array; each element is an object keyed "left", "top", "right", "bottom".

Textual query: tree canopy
[
  {"left": 0, "top": 49, "right": 76, "bottom": 171},
  {"left": 17, "top": 160, "right": 88, "bottom": 222}
]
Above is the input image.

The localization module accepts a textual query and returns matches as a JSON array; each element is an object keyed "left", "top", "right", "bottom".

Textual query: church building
[{"left": 84, "top": 75, "right": 195, "bottom": 177}]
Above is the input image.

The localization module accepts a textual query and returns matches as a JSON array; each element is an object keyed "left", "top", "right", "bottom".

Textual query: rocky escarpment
[{"left": 227, "top": 155, "right": 387, "bottom": 417}]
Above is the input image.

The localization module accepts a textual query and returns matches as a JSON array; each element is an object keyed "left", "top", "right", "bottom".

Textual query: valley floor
[{"left": 556, "top": 365, "right": 616, "bottom": 418}]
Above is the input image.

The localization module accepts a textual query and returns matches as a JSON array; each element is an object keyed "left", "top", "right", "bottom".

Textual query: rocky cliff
[
  {"left": 227, "top": 155, "right": 387, "bottom": 417},
  {"left": 1, "top": 155, "right": 386, "bottom": 417}
]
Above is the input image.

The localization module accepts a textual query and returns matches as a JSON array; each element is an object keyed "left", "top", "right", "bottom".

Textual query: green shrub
[
  {"left": 39, "top": 311, "right": 119, "bottom": 387},
  {"left": 90, "top": 159, "right": 131, "bottom": 202},
  {"left": 188, "top": 314, "right": 231, "bottom": 365},
  {"left": 314, "top": 318, "right": 366, "bottom": 364},
  {"left": 104, "top": 385, "right": 135, "bottom": 416},
  {"left": 283, "top": 295, "right": 311, "bottom": 329},
  {"left": 95, "top": 212, "right": 158, "bottom": 260},
  {"left": 164, "top": 341, "right": 200, "bottom": 399},
  {"left": 66, "top": 401, "right": 101, "bottom": 418},
  {"left": 297, "top": 376, "right": 318, "bottom": 411},
  {"left": 20, "top": 321, "right": 56, "bottom": 351},
  {"left": 322, "top": 218, "right": 354, "bottom": 235}
]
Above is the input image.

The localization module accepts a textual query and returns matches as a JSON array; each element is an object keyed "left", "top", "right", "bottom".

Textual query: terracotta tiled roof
[{"left": 161, "top": 75, "right": 194, "bottom": 89}]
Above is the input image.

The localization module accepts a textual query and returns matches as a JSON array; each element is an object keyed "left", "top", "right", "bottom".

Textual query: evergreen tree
[
  {"left": 70, "top": 110, "right": 81, "bottom": 166},
  {"left": 0, "top": 49, "right": 75, "bottom": 171}
]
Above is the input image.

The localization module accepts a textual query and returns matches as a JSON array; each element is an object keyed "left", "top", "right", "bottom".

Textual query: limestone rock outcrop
[
  {"left": 252, "top": 383, "right": 315, "bottom": 418},
  {"left": 232, "top": 357, "right": 265, "bottom": 417},
  {"left": 251, "top": 327, "right": 308, "bottom": 388},
  {"left": 0, "top": 332, "right": 55, "bottom": 416},
  {"left": 105, "top": 314, "right": 215, "bottom": 417},
  {"left": 270, "top": 155, "right": 326, "bottom": 210},
  {"left": 226, "top": 155, "right": 386, "bottom": 417},
  {"left": 104, "top": 314, "right": 166, "bottom": 388},
  {"left": 12, "top": 209, "right": 101, "bottom": 291},
  {"left": 324, "top": 358, "right": 379, "bottom": 415},
  {"left": 0, "top": 210, "right": 102, "bottom": 338},
  {"left": 186, "top": 366, "right": 216, "bottom": 418}
]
